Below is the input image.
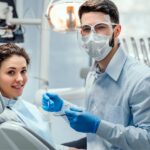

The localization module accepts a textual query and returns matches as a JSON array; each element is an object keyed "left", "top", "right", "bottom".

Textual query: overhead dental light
[{"left": 46, "top": 0, "right": 84, "bottom": 32}]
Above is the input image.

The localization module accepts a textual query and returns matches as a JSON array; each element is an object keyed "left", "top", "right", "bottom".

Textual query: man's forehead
[
  {"left": 94, "top": 14, "right": 111, "bottom": 23},
  {"left": 81, "top": 13, "right": 111, "bottom": 25},
  {"left": 104, "top": 15, "right": 111, "bottom": 23}
]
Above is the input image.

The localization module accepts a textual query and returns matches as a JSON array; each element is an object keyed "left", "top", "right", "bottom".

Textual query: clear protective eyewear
[{"left": 79, "top": 22, "right": 117, "bottom": 36}]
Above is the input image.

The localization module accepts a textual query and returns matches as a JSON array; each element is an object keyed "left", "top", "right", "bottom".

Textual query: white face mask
[{"left": 81, "top": 32, "right": 113, "bottom": 61}]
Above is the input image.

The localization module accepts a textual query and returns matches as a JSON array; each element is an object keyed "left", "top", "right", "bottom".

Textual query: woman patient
[
  {"left": 0, "top": 43, "right": 80, "bottom": 150},
  {"left": 0, "top": 43, "right": 63, "bottom": 149}
]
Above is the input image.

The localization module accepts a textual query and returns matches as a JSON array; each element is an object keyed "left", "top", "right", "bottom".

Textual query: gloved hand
[
  {"left": 42, "top": 93, "right": 64, "bottom": 112},
  {"left": 65, "top": 107, "right": 100, "bottom": 133}
]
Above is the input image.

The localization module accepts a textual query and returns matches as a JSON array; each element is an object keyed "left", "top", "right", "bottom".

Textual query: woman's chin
[{"left": 12, "top": 91, "right": 23, "bottom": 98}]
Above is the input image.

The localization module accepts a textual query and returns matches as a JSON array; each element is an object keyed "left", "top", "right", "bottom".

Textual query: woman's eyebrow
[
  {"left": 7, "top": 67, "right": 16, "bottom": 70},
  {"left": 7, "top": 66, "right": 27, "bottom": 70}
]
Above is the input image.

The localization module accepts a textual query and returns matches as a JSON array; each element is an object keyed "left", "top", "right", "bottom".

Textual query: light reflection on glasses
[{"left": 79, "top": 22, "right": 117, "bottom": 36}]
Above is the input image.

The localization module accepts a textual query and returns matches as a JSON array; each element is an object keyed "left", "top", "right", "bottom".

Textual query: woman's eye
[
  {"left": 21, "top": 69, "right": 27, "bottom": 74},
  {"left": 7, "top": 71, "right": 15, "bottom": 75}
]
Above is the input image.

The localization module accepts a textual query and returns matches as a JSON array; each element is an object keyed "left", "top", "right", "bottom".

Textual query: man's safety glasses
[{"left": 79, "top": 22, "right": 117, "bottom": 36}]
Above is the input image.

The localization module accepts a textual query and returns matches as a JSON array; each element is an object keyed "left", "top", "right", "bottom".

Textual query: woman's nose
[{"left": 15, "top": 73, "right": 23, "bottom": 82}]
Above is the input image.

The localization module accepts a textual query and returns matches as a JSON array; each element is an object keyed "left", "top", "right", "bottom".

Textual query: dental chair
[
  {"left": 0, "top": 121, "right": 56, "bottom": 150},
  {"left": 0, "top": 99, "right": 56, "bottom": 150}
]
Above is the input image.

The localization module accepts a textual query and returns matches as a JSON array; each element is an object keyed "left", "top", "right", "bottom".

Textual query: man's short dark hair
[{"left": 79, "top": 0, "right": 119, "bottom": 24}]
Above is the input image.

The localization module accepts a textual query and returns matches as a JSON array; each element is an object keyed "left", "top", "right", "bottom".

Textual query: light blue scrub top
[{"left": 85, "top": 46, "right": 150, "bottom": 150}]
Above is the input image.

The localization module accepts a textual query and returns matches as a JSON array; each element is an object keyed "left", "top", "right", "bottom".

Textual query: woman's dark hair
[
  {"left": 0, "top": 43, "right": 30, "bottom": 67},
  {"left": 79, "top": 0, "right": 119, "bottom": 24}
]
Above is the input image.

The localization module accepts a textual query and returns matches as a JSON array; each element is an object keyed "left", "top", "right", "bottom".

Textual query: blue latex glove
[
  {"left": 42, "top": 93, "right": 64, "bottom": 112},
  {"left": 65, "top": 107, "right": 100, "bottom": 133}
]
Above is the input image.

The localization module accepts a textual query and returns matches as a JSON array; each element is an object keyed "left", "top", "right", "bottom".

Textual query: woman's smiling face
[{"left": 0, "top": 55, "right": 28, "bottom": 99}]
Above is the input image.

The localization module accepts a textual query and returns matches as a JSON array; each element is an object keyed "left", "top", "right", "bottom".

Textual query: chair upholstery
[{"left": 0, "top": 121, "right": 56, "bottom": 150}]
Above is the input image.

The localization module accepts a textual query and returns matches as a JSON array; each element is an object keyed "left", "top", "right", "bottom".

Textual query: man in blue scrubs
[{"left": 42, "top": 0, "right": 150, "bottom": 149}]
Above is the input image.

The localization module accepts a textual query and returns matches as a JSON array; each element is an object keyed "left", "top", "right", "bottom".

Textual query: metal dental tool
[{"left": 53, "top": 112, "right": 66, "bottom": 116}]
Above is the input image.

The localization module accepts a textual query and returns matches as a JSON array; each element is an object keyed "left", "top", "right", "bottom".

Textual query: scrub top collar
[
  {"left": 91, "top": 45, "right": 127, "bottom": 81},
  {"left": 105, "top": 45, "right": 127, "bottom": 81}
]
